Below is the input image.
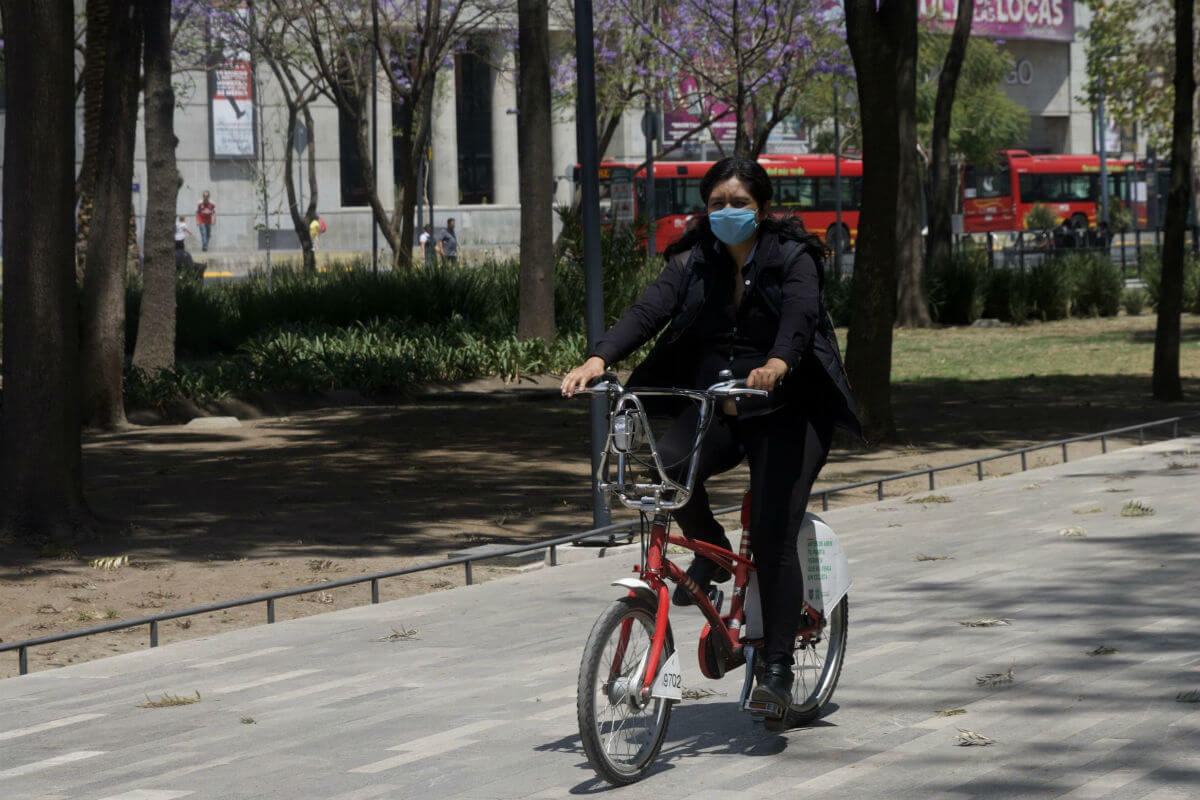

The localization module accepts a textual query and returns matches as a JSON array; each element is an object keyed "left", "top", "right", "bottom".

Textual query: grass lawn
[{"left": 875, "top": 314, "right": 1200, "bottom": 383}]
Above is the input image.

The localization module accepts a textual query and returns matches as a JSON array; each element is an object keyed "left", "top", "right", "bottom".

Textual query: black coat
[{"left": 591, "top": 230, "right": 861, "bottom": 436}]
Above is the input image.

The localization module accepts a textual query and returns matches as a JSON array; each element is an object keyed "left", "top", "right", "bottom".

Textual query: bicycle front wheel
[{"left": 576, "top": 595, "right": 674, "bottom": 785}]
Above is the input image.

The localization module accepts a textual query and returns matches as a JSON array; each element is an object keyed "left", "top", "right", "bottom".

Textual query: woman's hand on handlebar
[
  {"left": 561, "top": 356, "right": 607, "bottom": 398},
  {"left": 746, "top": 357, "right": 788, "bottom": 391}
]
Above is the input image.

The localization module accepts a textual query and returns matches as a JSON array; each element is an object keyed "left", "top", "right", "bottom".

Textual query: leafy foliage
[
  {"left": 1140, "top": 248, "right": 1200, "bottom": 312},
  {"left": 1082, "top": 0, "right": 1181, "bottom": 152},
  {"left": 928, "top": 250, "right": 986, "bottom": 324},
  {"left": 915, "top": 28, "right": 1029, "bottom": 166},
  {"left": 1066, "top": 253, "right": 1123, "bottom": 317},
  {"left": 122, "top": 247, "right": 661, "bottom": 411},
  {"left": 1121, "top": 287, "right": 1148, "bottom": 316},
  {"left": 1023, "top": 204, "right": 1059, "bottom": 232}
]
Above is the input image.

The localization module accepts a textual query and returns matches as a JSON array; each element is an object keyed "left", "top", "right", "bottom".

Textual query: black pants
[{"left": 657, "top": 403, "right": 834, "bottom": 667}]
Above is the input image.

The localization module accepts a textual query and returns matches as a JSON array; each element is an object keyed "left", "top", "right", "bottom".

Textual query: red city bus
[
  {"left": 583, "top": 154, "right": 864, "bottom": 254},
  {"left": 962, "top": 150, "right": 1132, "bottom": 233}
]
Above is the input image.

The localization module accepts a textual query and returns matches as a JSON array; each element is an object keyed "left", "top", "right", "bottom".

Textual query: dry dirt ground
[{"left": 3, "top": 369, "right": 1199, "bottom": 679}]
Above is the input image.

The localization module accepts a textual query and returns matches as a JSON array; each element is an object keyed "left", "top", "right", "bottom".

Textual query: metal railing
[
  {"left": 957, "top": 224, "right": 1200, "bottom": 279},
  {"left": 4, "top": 413, "right": 1197, "bottom": 676}
]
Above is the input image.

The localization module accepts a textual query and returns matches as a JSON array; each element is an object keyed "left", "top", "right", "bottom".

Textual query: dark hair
[{"left": 664, "top": 157, "right": 825, "bottom": 267}]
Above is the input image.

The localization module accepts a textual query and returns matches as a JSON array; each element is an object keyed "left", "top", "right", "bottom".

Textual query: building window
[
  {"left": 339, "top": 93, "right": 369, "bottom": 207},
  {"left": 393, "top": 96, "right": 413, "bottom": 187},
  {"left": 455, "top": 52, "right": 493, "bottom": 204}
]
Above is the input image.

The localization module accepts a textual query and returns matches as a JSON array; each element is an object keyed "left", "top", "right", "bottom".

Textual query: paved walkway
[{"left": 2, "top": 438, "right": 1199, "bottom": 799}]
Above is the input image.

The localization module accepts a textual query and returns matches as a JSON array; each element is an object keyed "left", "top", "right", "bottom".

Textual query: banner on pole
[{"left": 208, "top": 7, "right": 258, "bottom": 161}]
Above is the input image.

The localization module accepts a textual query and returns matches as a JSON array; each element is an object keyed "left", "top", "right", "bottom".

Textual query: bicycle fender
[
  {"left": 800, "top": 513, "right": 853, "bottom": 612},
  {"left": 612, "top": 578, "right": 657, "bottom": 607}
]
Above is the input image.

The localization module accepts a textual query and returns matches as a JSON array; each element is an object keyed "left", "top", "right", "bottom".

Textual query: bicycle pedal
[
  {"left": 744, "top": 698, "right": 784, "bottom": 719},
  {"left": 707, "top": 587, "right": 725, "bottom": 613}
]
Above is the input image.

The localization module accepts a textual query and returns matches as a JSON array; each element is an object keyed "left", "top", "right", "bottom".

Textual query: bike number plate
[{"left": 650, "top": 651, "right": 683, "bottom": 701}]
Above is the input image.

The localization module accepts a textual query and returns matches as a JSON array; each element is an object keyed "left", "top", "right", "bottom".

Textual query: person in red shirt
[{"left": 196, "top": 190, "right": 216, "bottom": 252}]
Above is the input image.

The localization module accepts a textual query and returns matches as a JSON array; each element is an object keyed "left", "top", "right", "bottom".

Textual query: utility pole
[
  {"left": 643, "top": 1, "right": 659, "bottom": 258},
  {"left": 371, "top": 0, "right": 380, "bottom": 272},
  {"left": 644, "top": 99, "right": 656, "bottom": 257},
  {"left": 1098, "top": 74, "right": 1110, "bottom": 228},
  {"left": 574, "top": 0, "right": 611, "bottom": 534},
  {"left": 833, "top": 83, "right": 843, "bottom": 279}
]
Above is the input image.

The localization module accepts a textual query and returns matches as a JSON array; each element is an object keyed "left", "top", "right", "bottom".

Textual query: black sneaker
[{"left": 671, "top": 556, "right": 733, "bottom": 606}]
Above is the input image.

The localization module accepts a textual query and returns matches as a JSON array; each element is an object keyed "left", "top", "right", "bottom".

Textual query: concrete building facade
[{"left": 0, "top": 1, "right": 1125, "bottom": 258}]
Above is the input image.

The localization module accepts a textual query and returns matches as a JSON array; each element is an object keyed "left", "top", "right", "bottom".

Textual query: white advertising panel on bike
[{"left": 801, "top": 515, "right": 852, "bottom": 613}]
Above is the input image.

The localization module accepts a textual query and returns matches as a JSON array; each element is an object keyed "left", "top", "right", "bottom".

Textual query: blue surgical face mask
[{"left": 708, "top": 206, "right": 759, "bottom": 245}]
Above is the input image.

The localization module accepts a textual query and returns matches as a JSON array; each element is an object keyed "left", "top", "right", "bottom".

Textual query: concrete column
[
  {"left": 551, "top": 112, "right": 578, "bottom": 208},
  {"left": 490, "top": 53, "right": 520, "bottom": 205},
  {"left": 431, "top": 62, "right": 460, "bottom": 206}
]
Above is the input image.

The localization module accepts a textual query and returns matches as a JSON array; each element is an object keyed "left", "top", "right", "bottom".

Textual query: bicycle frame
[{"left": 583, "top": 375, "right": 824, "bottom": 701}]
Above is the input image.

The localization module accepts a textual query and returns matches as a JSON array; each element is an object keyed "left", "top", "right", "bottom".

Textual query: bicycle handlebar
[
  {"left": 571, "top": 373, "right": 771, "bottom": 513},
  {"left": 577, "top": 375, "right": 771, "bottom": 400}
]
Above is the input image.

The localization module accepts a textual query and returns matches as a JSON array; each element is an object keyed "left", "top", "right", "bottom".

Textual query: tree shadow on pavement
[{"left": 3, "top": 372, "right": 1195, "bottom": 573}]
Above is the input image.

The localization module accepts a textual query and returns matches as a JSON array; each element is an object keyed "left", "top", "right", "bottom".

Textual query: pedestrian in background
[
  {"left": 309, "top": 214, "right": 325, "bottom": 251},
  {"left": 436, "top": 217, "right": 459, "bottom": 267},
  {"left": 196, "top": 189, "right": 216, "bottom": 252},
  {"left": 174, "top": 215, "right": 193, "bottom": 252},
  {"left": 175, "top": 215, "right": 197, "bottom": 277},
  {"left": 419, "top": 223, "right": 437, "bottom": 268}
]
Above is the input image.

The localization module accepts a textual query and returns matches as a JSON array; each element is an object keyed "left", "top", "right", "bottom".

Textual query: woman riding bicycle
[{"left": 561, "top": 157, "right": 861, "bottom": 713}]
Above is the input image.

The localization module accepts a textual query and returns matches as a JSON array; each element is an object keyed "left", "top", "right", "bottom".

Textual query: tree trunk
[
  {"left": 281, "top": 103, "right": 317, "bottom": 272},
  {"left": 80, "top": 0, "right": 142, "bottom": 430},
  {"left": 75, "top": 0, "right": 112, "bottom": 285},
  {"left": 0, "top": 0, "right": 90, "bottom": 543},
  {"left": 1152, "top": 0, "right": 1195, "bottom": 401},
  {"left": 517, "top": 0, "right": 555, "bottom": 343},
  {"left": 132, "top": 0, "right": 179, "bottom": 372},
  {"left": 924, "top": 0, "right": 973, "bottom": 315},
  {"left": 843, "top": 0, "right": 917, "bottom": 440},
  {"left": 894, "top": 32, "right": 924, "bottom": 329}
]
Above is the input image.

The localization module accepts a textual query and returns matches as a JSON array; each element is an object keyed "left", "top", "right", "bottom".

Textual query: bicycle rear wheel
[
  {"left": 577, "top": 595, "right": 674, "bottom": 785},
  {"left": 780, "top": 596, "right": 849, "bottom": 728}
]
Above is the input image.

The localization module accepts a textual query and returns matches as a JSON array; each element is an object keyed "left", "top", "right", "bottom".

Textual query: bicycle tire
[
  {"left": 577, "top": 595, "right": 675, "bottom": 785},
  {"left": 778, "top": 595, "right": 849, "bottom": 728}
]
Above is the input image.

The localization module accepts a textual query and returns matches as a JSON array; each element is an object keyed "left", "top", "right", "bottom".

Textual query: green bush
[
  {"left": 1025, "top": 258, "right": 1072, "bottom": 321},
  {"left": 824, "top": 269, "right": 853, "bottom": 328},
  {"left": 928, "top": 250, "right": 987, "bottom": 324},
  {"left": 1110, "top": 202, "right": 1134, "bottom": 231},
  {"left": 1024, "top": 204, "right": 1059, "bottom": 232},
  {"left": 1121, "top": 287, "right": 1148, "bottom": 316},
  {"left": 1067, "top": 252, "right": 1123, "bottom": 317},
  {"left": 1140, "top": 249, "right": 1200, "bottom": 312},
  {"left": 982, "top": 267, "right": 1031, "bottom": 324},
  {"left": 124, "top": 319, "right": 595, "bottom": 412},
  {"left": 124, "top": 237, "right": 658, "bottom": 360}
]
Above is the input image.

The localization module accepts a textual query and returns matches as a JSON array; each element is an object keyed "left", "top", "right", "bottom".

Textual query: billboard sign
[
  {"left": 208, "top": 8, "right": 257, "bottom": 160},
  {"left": 919, "top": 0, "right": 1074, "bottom": 42},
  {"left": 662, "top": 76, "right": 738, "bottom": 147}
]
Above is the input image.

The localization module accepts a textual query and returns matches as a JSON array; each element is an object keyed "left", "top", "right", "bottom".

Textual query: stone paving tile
[{"left": 1, "top": 437, "right": 1198, "bottom": 798}]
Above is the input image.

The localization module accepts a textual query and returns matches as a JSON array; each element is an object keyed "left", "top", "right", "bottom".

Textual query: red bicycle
[{"left": 574, "top": 373, "right": 851, "bottom": 785}]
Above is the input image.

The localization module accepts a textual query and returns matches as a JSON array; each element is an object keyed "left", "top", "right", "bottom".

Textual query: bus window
[
  {"left": 1019, "top": 173, "right": 1098, "bottom": 204},
  {"left": 1107, "top": 172, "right": 1126, "bottom": 199},
  {"left": 814, "top": 177, "right": 857, "bottom": 211},
  {"left": 964, "top": 165, "right": 1010, "bottom": 198},
  {"left": 773, "top": 177, "right": 816, "bottom": 210},
  {"left": 598, "top": 179, "right": 612, "bottom": 222},
  {"left": 634, "top": 178, "right": 676, "bottom": 219},
  {"left": 674, "top": 178, "right": 705, "bottom": 215}
]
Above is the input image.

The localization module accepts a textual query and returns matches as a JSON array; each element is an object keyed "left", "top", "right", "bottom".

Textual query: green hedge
[
  {"left": 125, "top": 320, "right": 598, "bottom": 412},
  {"left": 928, "top": 250, "right": 987, "bottom": 324},
  {"left": 1140, "top": 249, "right": 1200, "bottom": 313}
]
